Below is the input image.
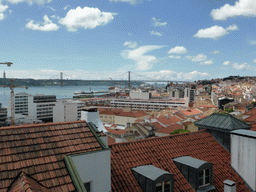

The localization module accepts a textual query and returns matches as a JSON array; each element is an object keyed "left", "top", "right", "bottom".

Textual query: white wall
[
  {"left": 81, "top": 110, "right": 107, "bottom": 132},
  {"left": 231, "top": 130, "right": 256, "bottom": 191},
  {"left": 130, "top": 91, "right": 150, "bottom": 100},
  {"left": 71, "top": 149, "right": 111, "bottom": 192}
]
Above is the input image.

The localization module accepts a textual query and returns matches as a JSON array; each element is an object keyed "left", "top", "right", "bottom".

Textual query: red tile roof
[
  {"left": 156, "top": 115, "right": 181, "bottom": 126},
  {"left": 0, "top": 121, "right": 103, "bottom": 192},
  {"left": 110, "top": 130, "right": 249, "bottom": 192},
  {"left": 179, "top": 108, "right": 202, "bottom": 116},
  {"left": 155, "top": 124, "right": 183, "bottom": 134},
  {"left": 105, "top": 127, "right": 127, "bottom": 135},
  {"left": 99, "top": 108, "right": 148, "bottom": 118},
  {"left": 108, "top": 136, "right": 116, "bottom": 145},
  {"left": 7, "top": 171, "right": 51, "bottom": 192}
]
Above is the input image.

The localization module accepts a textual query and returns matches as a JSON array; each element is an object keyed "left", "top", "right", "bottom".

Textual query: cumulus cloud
[
  {"left": 169, "top": 55, "right": 181, "bottom": 59},
  {"left": 254, "top": 59, "right": 256, "bottom": 63},
  {"left": 223, "top": 61, "right": 231, "bottom": 65},
  {"left": 168, "top": 46, "right": 187, "bottom": 54},
  {"left": 64, "top": 5, "right": 70, "bottom": 10},
  {"left": 123, "top": 41, "right": 138, "bottom": 48},
  {"left": 26, "top": 15, "right": 59, "bottom": 31},
  {"left": 58, "top": 6, "right": 114, "bottom": 32},
  {"left": 152, "top": 17, "right": 167, "bottom": 27},
  {"left": 223, "top": 60, "right": 251, "bottom": 70},
  {"left": 6, "top": 0, "right": 51, "bottom": 4},
  {"left": 201, "top": 59, "right": 214, "bottom": 65},
  {"left": 121, "top": 45, "right": 165, "bottom": 70},
  {"left": 211, "top": 50, "right": 220, "bottom": 54},
  {"left": 0, "top": 2, "right": 8, "bottom": 20},
  {"left": 186, "top": 53, "right": 207, "bottom": 62},
  {"left": 210, "top": 0, "right": 256, "bottom": 20},
  {"left": 109, "top": 0, "right": 142, "bottom": 5},
  {"left": 250, "top": 40, "right": 256, "bottom": 45},
  {"left": 150, "top": 30, "right": 163, "bottom": 36},
  {"left": 193, "top": 24, "right": 238, "bottom": 39}
]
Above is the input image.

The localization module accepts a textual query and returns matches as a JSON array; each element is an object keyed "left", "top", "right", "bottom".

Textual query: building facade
[{"left": 53, "top": 100, "right": 85, "bottom": 123}]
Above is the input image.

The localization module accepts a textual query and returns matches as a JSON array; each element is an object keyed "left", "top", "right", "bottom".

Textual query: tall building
[
  {"left": 184, "top": 88, "right": 196, "bottom": 103},
  {"left": 12, "top": 93, "right": 57, "bottom": 122},
  {"left": 0, "top": 103, "right": 7, "bottom": 126},
  {"left": 53, "top": 100, "right": 85, "bottom": 123}
]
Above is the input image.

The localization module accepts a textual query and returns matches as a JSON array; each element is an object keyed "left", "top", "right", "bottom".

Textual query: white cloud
[
  {"left": 64, "top": 5, "right": 70, "bottom": 10},
  {"left": 26, "top": 15, "right": 59, "bottom": 31},
  {"left": 123, "top": 41, "right": 138, "bottom": 48},
  {"left": 0, "top": 2, "right": 8, "bottom": 20},
  {"left": 223, "top": 60, "right": 251, "bottom": 70},
  {"left": 152, "top": 17, "right": 167, "bottom": 27},
  {"left": 169, "top": 55, "right": 181, "bottom": 59},
  {"left": 201, "top": 59, "right": 214, "bottom": 65},
  {"left": 6, "top": 0, "right": 52, "bottom": 5},
  {"left": 109, "top": 0, "right": 141, "bottom": 5},
  {"left": 193, "top": 24, "right": 238, "bottom": 39},
  {"left": 150, "top": 30, "right": 163, "bottom": 36},
  {"left": 254, "top": 59, "right": 256, "bottom": 63},
  {"left": 223, "top": 61, "right": 231, "bottom": 65},
  {"left": 58, "top": 6, "right": 114, "bottom": 32},
  {"left": 250, "top": 40, "right": 256, "bottom": 45},
  {"left": 186, "top": 53, "right": 207, "bottom": 62},
  {"left": 211, "top": 50, "right": 220, "bottom": 54},
  {"left": 210, "top": 0, "right": 256, "bottom": 20},
  {"left": 168, "top": 46, "right": 187, "bottom": 54},
  {"left": 121, "top": 45, "right": 165, "bottom": 70},
  {"left": 233, "top": 63, "right": 251, "bottom": 70}
]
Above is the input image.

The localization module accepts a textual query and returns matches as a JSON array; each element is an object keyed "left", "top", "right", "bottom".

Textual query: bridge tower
[
  {"left": 3, "top": 71, "right": 6, "bottom": 78},
  {"left": 60, "top": 72, "right": 63, "bottom": 87},
  {"left": 128, "top": 71, "right": 130, "bottom": 89}
]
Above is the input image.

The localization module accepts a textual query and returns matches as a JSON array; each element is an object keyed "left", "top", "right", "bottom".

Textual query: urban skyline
[{"left": 0, "top": 0, "right": 255, "bottom": 80}]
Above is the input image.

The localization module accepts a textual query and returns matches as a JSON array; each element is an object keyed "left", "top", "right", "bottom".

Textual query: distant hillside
[{"left": 0, "top": 78, "right": 143, "bottom": 87}]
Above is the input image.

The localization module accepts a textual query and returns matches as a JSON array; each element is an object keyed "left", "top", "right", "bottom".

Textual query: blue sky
[{"left": 0, "top": 0, "right": 255, "bottom": 81}]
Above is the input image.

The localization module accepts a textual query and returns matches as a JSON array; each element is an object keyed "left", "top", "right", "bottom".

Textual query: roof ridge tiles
[
  {"left": 108, "top": 129, "right": 207, "bottom": 146},
  {"left": 0, "top": 120, "right": 86, "bottom": 131}
]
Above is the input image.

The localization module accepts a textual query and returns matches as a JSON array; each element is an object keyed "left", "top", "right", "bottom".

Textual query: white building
[
  {"left": 184, "top": 88, "right": 195, "bottom": 103},
  {"left": 11, "top": 93, "right": 57, "bottom": 122},
  {"left": 130, "top": 91, "right": 152, "bottom": 100},
  {"left": 53, "top": 100, "right": 85, "bottom": 123},
  {"left": 110, "top": 97, "right": 189, "bottom": 110}
]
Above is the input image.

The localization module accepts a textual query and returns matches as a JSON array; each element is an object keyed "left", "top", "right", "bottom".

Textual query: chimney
[
  {"left": 81, "top": 107, "right": 107, "bottom": 133},
  {"left": 231, "top": 130, "right": 256, "bottom": 191},
  {"left": 224, "top": 180, "right": 236, "bottom": 192}
]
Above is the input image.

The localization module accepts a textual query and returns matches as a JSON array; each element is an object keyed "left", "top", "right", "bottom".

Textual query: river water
[{"left": 0, "top": 85, "right": 110, "bottom": 107}]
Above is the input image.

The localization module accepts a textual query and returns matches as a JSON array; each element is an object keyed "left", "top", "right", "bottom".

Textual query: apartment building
[
  {"left": 12, "top": 93, "right": 57, "bottom": 122},
  {"left": 110, "top": 97, "right": 189, "bottom": 110},
  {"left": 0, "top": 103, "right": 7, "bottom": 126},
  {"left": 53, "top": 100, "right": 85, "bottom": 123}
]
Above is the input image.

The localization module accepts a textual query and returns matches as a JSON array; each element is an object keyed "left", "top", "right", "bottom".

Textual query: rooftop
[
  {"left": 109, "top": 130, "right": 249, "bottom": 191},
  {"left": 0, "top": 121, "right": 104, "bottom": 191},
  {"left": 194, "top": 113, "right": 251, "bottom": 131}
]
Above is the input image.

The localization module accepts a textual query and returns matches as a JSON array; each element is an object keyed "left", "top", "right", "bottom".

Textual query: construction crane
[
  {"left": 0, "top": 62, "right": 13, "bottom": 67},
  {"left": 1, "top": 79, "right": 28, "bottom": 126}
]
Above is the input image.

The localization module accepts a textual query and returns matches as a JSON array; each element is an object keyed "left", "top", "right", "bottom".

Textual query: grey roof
[
  {"left": 131, "top": 165, "right": 171, "bottom": 181},
  {"left": 231, "top": 129, "right": 256, "bottom": 138},
  {"left": 173, "top": 156, "right": 208, "bottom": 169},
  {"left": 194, "top": 113, "right": 251, "bottom": 131}
]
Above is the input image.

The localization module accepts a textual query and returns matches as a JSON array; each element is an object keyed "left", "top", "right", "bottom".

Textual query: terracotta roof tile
[
  {"left": 109, "top": 130, "right": 249, "bottom": 192},
  {"left": 155, "top": 124, "right": 183, "bottom": 134},
  {"left": 0, "top": 121, "right": 103, "bottom": 191},
  {"left": 156, "top": 115, "right": 181, "bottom": 126}
]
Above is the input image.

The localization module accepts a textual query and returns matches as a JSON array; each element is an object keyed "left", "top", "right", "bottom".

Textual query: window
[
  {"left": 199, "top": 168, "right": 210, "bottom": 187},
  {"left": 84, "top": 182, "right": 91, "bottom": 192},
  {"left": 156, "top": 180, "right": 172, "bottom": 192}
]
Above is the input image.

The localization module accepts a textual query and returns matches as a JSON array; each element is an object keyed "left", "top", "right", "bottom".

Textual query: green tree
[{"left": 170, "top": 129, "right": 190, "bottom": 135}]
